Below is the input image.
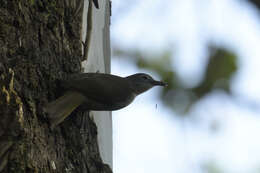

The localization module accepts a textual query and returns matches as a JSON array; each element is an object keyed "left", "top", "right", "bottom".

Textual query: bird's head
[{"left": 126, "top": 73, "right": 167, "bottom": 95}]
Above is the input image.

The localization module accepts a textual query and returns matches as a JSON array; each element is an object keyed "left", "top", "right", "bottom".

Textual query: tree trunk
[{"left": 0, "top": 0, "right": 112, "bottom": 172}]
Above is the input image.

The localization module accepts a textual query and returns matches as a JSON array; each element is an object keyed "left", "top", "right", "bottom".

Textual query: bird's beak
[{"left": 152, "top": 80, "right": 167, "bottom": 87}]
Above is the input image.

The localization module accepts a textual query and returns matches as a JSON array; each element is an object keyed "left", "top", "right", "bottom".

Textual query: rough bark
[{"left": 0, "top": 0, "right": 112, "bottom": 172}]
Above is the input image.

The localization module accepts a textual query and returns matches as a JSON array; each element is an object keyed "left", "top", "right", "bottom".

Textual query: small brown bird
[{"left": 45, "top": 73, "right": 166, "bottom": 128}]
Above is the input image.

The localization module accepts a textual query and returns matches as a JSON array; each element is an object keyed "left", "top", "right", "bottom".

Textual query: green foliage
[
  {"left": 136, "top": 51, "right": 178, "bottom": 92},
  {"left": 113, "top": 45, "right": 238, "bottom": 115},
  {"left": 201, "top": 160, "right": 224, "bottom": 173},
  {"left": 193, "top": 47, "right": 237, "bottom": 98}
]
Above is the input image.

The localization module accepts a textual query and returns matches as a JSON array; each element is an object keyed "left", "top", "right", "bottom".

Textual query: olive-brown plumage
[{"left": 45, "top": 73, "right": 166, "bottom": 128}]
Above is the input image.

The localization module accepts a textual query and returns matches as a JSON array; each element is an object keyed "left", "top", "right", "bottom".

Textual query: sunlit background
[{"left": 110, "top": 0, "right": 260, "bottom": 172}]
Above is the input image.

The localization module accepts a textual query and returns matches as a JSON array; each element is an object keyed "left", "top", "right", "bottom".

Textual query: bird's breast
[
  {"left": 110, "top": 93, "right": 136, "bottom": 110},
  {"left": 80, "top": 93, "right": 137, "bottom": 111}
]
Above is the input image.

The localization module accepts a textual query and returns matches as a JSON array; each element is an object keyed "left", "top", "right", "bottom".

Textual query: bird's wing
[{"left": 62, "top": 73, "right": 134, "bottom": 104}]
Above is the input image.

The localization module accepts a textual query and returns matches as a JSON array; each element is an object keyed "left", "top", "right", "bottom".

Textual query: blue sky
[{"left": 111, "top": 0, "right": 260, "bottom": 172}]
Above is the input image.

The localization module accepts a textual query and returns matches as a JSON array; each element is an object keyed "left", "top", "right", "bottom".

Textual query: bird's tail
[{"left": 44, "top": 91, "right": 86, "bottom": 129}]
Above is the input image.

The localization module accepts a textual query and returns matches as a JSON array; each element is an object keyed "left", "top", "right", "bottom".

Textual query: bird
[{"left": 44, "top": 73, "right": 167, "bottom": 128}]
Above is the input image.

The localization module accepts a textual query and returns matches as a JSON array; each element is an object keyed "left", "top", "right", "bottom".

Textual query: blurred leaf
[
  {"left": 113, "top": 47, "right": 179, "bottom": 93},
  {"left": 113, "top": 45, "right": 238, "bottom": 115},
  {"left": 201, "top": 160, "right": 224, "bottom": 173},
  {"left": 136, "top": 51, "right": 178, "bottom": 93},
  {"left": 193, "top": 47, "right": 237, "bottom": 98}
]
